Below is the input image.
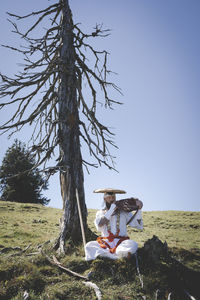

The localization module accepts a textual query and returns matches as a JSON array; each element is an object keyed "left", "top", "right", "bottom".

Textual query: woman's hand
[
  {"left": 98, "top": 216, "right": 109, "bottom": 227},
  {"left": 136, "top": 199, "right": 143, "bottom": 209}
]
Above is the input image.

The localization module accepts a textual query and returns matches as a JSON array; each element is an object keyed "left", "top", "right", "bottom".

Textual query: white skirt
[{"left": 85, "top": 238, "right": 138, "bottom": 261}]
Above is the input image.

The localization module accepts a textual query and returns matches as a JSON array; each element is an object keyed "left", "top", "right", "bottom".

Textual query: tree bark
[{"left": 55, "top": 0, "right": 87, "bottom": 253}]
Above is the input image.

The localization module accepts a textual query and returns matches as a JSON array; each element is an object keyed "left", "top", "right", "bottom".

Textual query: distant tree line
[{"left": 0, "top": 140, "right": 49, "bottom": 205}]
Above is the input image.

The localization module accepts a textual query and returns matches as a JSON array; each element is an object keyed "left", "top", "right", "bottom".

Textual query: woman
[{"left": 85, "top": 188, "right": 143, "bottom": 261}]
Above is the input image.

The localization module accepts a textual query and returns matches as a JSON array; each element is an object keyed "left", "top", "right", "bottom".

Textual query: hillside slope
[{"left": 0, "top": 201, "right": 199, "bottom": 299}]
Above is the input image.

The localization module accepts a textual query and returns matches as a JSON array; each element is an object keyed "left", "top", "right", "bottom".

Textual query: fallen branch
[
  {"left": 184, "top": 290, "right": 197, "bottom": 300},
  {"left": 0, "top": 246, "right": 21, "bottom": 254},
  {"left": 22, "top": 244, "right": 31, "bottom": 253},
  {"left": 134, "top": 252, "right": 143, "bottom": 289},
  {"left": 7, "top": 244, "right": 31, "bottom": 257},
  {"left": 167, "top": 292, "right": 172, "bottom": 300},
  {"left": 41, "top": 251, "right": 103, "bottom": 299},
  {"left": 0, "top": 244, "right": 31, "bottom": 257},
  {"left": 41, "top": 251, "right": 88, "bottom": 280},
  {"left": 25, "top": 252, "right": 41, "bottom": 256},
  {"left": 23, "top": 290, "right": 29, "bottom": 300},
  {"left": 52, "top": 255, "right": 88, "bottom": 280},
  {"left": 83, "top": 281, "right": 102, "bottom": 300},
  {"left": 37, "top": 240, "right": 51, "bottom": 249},
  {"left": 155, "top": 289, "right": 159, "bottom": 300}
]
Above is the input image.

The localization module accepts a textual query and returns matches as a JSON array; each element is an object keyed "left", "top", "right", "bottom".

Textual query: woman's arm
[
  {"left": 95, "top": 203, "right": 116, "bottom": 229},
  {"left": 127, "top": 209, "right": 143, "bottom": 230}
]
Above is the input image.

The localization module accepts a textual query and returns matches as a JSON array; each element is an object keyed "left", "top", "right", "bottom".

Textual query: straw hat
[{"left": 93, "top": 188, "right": 126, "bottom": 194}]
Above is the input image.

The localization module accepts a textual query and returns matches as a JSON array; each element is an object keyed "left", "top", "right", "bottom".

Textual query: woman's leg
[
  {"left": 85, "top": 240, "right": 118, "bottom": 261},
  {"left": 115, "top": 239, "right": 138, "bottom": 258}
]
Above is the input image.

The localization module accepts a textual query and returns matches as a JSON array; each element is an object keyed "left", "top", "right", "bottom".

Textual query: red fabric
[{"left": 97, "top": 230, "right": 129, "bottom": 254}]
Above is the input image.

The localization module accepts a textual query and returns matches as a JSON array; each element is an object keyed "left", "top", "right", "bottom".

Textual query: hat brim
[{"left": 93, "top": 188, "right": 126, "bottom": 194}]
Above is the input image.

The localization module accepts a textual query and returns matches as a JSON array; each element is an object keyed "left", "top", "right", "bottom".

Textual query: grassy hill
[{"left": 0, "top": 201, "right": 199, "bottom": 299}]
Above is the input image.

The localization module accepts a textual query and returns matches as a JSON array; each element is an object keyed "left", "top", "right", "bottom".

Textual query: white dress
[{"left": 85, "top": 203, "right": 143, "bottom": 261}]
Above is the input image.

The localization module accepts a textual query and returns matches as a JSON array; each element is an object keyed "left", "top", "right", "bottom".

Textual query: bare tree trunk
[
  {"left": 0, "top": 0, "right": 117, "bottom": 252},
  {"left": 55, "top": 0, "right": 87, "bottom": 253}
]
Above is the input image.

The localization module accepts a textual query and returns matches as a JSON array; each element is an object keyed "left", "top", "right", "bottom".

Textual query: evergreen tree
[{"left": 0, "top": 140, "right": 50, "bottom": 205}]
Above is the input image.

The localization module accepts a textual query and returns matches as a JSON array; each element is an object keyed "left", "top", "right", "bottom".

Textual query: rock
[{"left": 143, "top": 235, "right": 168, "bottom": 263}]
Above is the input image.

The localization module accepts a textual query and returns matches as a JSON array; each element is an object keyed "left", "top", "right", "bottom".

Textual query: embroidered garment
[{"left": 85, "top": 204, "right": 143, "bottom": 261}]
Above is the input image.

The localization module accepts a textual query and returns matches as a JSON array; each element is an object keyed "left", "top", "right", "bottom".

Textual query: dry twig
[
  {"left": 0, "top": 0, "right": 121, "bottom": 177},
  {"left": 83, "top": 281, "right": 102, "bottom": 300},
  {"left": 41, "top": 251, "right": 88, "bottom": 280}
]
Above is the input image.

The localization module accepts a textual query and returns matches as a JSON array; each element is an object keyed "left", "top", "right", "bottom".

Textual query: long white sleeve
[
  {"left": 127, "top": 209, "right": 143, "bottom": 230},
  {"left": 104, "top": 203, "right": 116, "bottom": 220},
  {"left": 94, "top": 210, "right": 105, "bottom": 231},
  {"left": 94, "top": 204, "right": 116, "bottom": 233}
]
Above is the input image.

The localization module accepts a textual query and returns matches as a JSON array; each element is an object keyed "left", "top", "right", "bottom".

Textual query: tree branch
[{"left": 0, "top": 3, "right": 122, "bottom": 174}]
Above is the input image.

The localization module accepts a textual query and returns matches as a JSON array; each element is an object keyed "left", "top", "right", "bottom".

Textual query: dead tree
[{"left": 0, "top": 0, "right": 121, "bottom": 253}]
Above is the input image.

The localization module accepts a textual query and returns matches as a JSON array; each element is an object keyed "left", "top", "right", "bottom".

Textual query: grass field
[{"left": 0, "top": 201, "right": 199, "bottom": 299}]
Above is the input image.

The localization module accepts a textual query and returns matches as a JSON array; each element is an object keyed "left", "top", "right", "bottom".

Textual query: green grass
[
  {"left": 132, "top": 211, "right": 200, "bottom": 250},
  {"left": 88, "top": 209, "right": 200, "bottom": 252},
  {"left": 0, "top": 201, "right": 200, "bottom": 299},
  {"left": 0, "top": 201, "right": 62, "bottom": 248}
]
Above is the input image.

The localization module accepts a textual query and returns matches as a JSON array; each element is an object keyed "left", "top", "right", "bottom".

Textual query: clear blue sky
[{"left": 0, "top": 0, "right": 199, "bottom": 211}]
